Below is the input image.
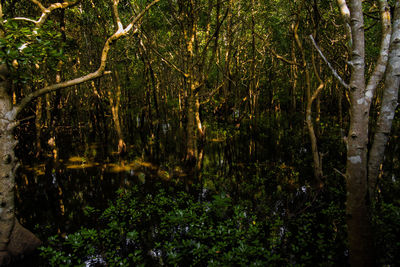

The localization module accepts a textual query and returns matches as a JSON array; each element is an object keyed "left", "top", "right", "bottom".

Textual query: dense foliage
[{"left": 39, "top": 181, "right": 348, "bottom": 266}]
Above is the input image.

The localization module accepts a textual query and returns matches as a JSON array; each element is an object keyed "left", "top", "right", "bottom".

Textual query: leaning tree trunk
[{"left": 0, "top": 65, "right": 41, "bottom": 265}]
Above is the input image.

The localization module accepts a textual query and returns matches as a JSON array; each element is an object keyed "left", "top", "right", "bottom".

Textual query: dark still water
[
  {"left": 16, "top": 143, "right": 182, "bottom": 233},
  {"left": 13, "top": 143, "right": 191, "bottom": 266},
  {"left": 9, "top": 114, "right": 366, "bottom": 266},
  {"left": 13, "top": 116, "right": 307, "bottom": 230}
]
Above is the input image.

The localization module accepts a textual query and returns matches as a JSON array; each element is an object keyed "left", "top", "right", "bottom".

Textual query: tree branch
[
  {"left": 12, "top": 0, "right": 160, "bottom": 118},
  {"left": 6, "top": 1, "right": 80, "bottom": 30},
  {"left": 310, "top": 47, "right": 324, "bottom": 104},
  {"left": 309, "top": 35, "right": 349, "bottom": 89},
  {"left": 36, "top": 1, "right": 80, "bottom": 29},
  {"left": 365, "top": 0, "right": 391, "bottom": 105},
  {"left": 10, "top": 17, "right": 37, "bottom": 24},
  {"left": 112, "top": 0, "right": 124, "bottom": 31},
  {"left": 337, "top": 0, "right": 352, "bottom": 46}
]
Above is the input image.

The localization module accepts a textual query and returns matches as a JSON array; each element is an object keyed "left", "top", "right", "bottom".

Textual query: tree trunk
[
  {"left": 308, "top": 50, "right": 324, "bottom": 185},
  {"left": 345, "top": 0, "right": 374, "bottom": 265},
  {"left": 293, "top": 8, "right": 323, "bottom": 184},
  {"left": 0, "top": 65, "right": 41, "bottom": 265},
  {"left": 368, "top": 1, "right": 400, "bottom": 201},
  {"left": 35, "top": 97, "right": 43, "bottom": 158},
  {"left": 0, "top": 85, "right": 16, "bottom": 264},
  {"left": 186, "top": 93, "right": 197, "bottom": 165},
  {"left": 110, "top": 70, "right": 126, "bottom": 156}
]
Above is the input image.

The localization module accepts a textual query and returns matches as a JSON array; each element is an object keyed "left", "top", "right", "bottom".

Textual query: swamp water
[{"left": 9, "top": 118, "right": 348, "bottom": 266}]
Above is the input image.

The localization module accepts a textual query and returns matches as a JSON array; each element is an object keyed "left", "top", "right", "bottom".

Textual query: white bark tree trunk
[
  {"left": 344, "top": 0, "right": 390, "bottom": 265},
  {"left": 0, "top": 65, "right": 16, "bottom": 264},
  {"left": 0, "top": 65, "right": 41, "bottom": 265},
  {"left": 368, "top": 1, "right": 400, "bottom": 201}
]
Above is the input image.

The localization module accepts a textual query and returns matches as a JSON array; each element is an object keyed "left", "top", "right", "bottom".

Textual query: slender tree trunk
[
  {"left": 184, "top": 1, "right": 199, "bottom": 168},
  {"left": 110, "top": 70, "right": 126, "bottom": 155},
  {"left": 248, "top": 0, "right": 258, "bottom": 160},
  {"left": 308, "top": 50, "right": 324, "bottom": 184},
  {"left": 345, "top": 1, "right": 374, "bottom": 265},
  {"left": 195, "top": 97, "right": 204, "bottom": 176},
  {"left": 35, "top": 97, "right": 43, "bottom": 157},
  {"left": 293, "top": 8, "right": 323, "bottom": 184},
  {"left": 223, "top": 0, "right": 232, "bottom": 120},
  {"left": 368, "top": 1, "right": 400, "bottom": 201},
  {"left": 290, "top": 39, "right": 298, "bottom": 114},
  {"left": 186, "top": 93, "right": 197, "bottom": 164}
]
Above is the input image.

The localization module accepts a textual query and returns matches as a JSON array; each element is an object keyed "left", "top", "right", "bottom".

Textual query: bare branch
[
  {"left": 310, "top": 48, "right": 324, "bottom": 104},
  {"left": 13, "top": 0, "right": 160, "bottom": 117},
  {"left": 5, "top": 1, "right": 80, "bottom": 29},
  {"left": 337, "top": 0, "right": 350, "bottom": 21},
  {"left": 11, "top": 17, "right": 38, "bottom": 24},
  {"left": 200, "top": 82, "right": 224, "bottom": 105},
  {"left": 35, "top": 1, "right": 80, "bottom": 29},
  {"left": 337, "top": 0, "right": 352, "bottom": 46},
  {"left": 112, "top": 0, "right": 124, "bottom": 31},
  {"left": 365, "top": 0, "right": 391, "bottom": 105},
  {"left": 309, "top": 35, "right": 349, "bottom": 89}
]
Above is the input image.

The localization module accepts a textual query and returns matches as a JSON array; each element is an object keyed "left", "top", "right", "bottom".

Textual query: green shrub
[{"left": 40, "top": 182, "right": 350, "bottom": 266}]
